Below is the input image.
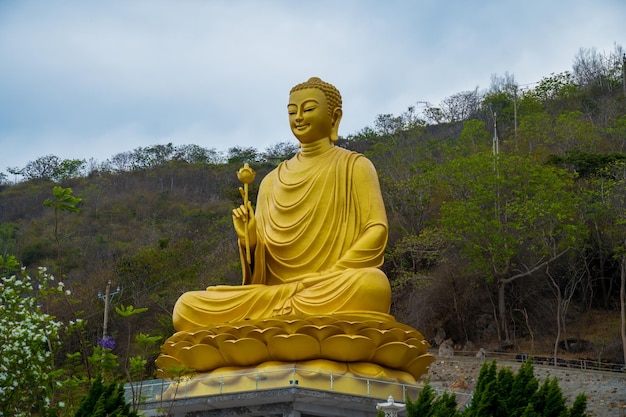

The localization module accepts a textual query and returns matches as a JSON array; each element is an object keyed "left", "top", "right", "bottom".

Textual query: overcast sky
[{"left": 0, "top": 0, "right": 624, "bottom": 175}]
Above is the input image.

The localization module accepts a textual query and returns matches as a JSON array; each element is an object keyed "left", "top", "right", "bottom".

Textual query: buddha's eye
[{"left": 304, "top": 107, "right": 315, "bottom": 112}]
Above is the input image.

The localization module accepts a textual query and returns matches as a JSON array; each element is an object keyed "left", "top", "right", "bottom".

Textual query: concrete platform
[{"left": 137, "top": 386, "right": 407, "bottom": 417}]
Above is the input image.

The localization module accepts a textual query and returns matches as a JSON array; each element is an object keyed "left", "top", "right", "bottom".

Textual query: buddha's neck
[{"left": 299, "top": 138, "right": 333, "bottom": 157}]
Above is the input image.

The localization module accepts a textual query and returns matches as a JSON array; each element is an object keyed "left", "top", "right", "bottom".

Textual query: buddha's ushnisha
[{"left": 173, "top": 77, "right": 391, "bottom": 330}]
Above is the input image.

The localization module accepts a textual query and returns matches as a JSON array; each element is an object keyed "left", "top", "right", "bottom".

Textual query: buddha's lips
[{"left": 295, "top": 124, "right": 309, "bottom": 130}]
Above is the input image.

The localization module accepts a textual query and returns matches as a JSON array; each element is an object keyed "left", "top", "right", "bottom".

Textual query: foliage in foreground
[
  {"left": 0, "top": 263, "right": 161, "bottom": 416},
  {"left": 404, "top": 361, "right": 588, "bottom": 417},
  {"left": 73, "top": 378, "right": 139, "bottom": 417},
  {"left": 0, "top": 266, "right": 67, "bottom": 417}
]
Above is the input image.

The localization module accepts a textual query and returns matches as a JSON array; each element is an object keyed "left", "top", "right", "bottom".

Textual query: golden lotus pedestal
[{"left": 156, "top": 314, "right": 434, "bottom": 400}]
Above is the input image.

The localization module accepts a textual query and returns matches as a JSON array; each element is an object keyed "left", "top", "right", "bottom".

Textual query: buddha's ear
[{"left": 330, "top": 108, "right": 343, "bottom": 142}]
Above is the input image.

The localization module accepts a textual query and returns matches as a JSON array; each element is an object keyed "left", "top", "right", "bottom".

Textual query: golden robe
[{"left": 173, "top": 144, "right": 391, "bottom": 331}]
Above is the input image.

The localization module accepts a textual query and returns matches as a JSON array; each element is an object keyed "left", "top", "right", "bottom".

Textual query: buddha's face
[{"left": 288, "top": 88, "right": 336, "bottom": 144}]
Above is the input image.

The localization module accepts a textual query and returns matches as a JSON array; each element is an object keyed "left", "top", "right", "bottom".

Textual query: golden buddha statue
[{"left": 157, "top": 78, "right": 433, "bottom": 392}]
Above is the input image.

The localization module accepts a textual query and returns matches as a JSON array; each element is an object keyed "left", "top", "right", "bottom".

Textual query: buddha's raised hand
[{"left": 232, "top": 200, "right": 257, "bottom": 248}]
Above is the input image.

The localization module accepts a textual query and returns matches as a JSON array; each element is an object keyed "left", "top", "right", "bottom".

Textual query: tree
[
  {"left": 589, "top": 160, "right": 626, "bottom": 364},
  {"left": 407, "top": 381, "right": 437, "bottom": 416},
  {"left": 262, "top": 141, "right": 299, "bottom": 164},
  {"left": 572, "top": 45, "right": 624, "bottom": 95},
  {"left": 44, "top": 186, "right": 83, "bottom": 273},
  {"left": 452, "top": 119, "right": 490, "bottom": 156},
  {"left": 227, "top": 146, "right": 260, "bottom": 164},
  {"left": 462, "top": 361, "right": 587, "bottom": 417},
  {"left": 568, "top": 393, "right": 589, "bottom": 417},
  {"left": 437, "top": 153, "right": 586, "bottom": 341},
  {"left": 108, "top": 151, "right": 134, "bottom": 172},
  {"left": 74, "top": 378, "right": 139, "bottom": 417},
  {"left": 405, "top": 381, "right": 460, "bottom": 417},
  {"left": 516, "top": 111, "right": 554, "bottom": 157},
  {"left": 0, "top": 267, "right": 68, "bottom": 416},
  {"left": 172, "top": 144, "right": 224, "bottom": 164},
  {"left": 0, "top": 222, "right": 19, "bottom": 258},
  {"left": 439, "top": 89, "right": 481, "bottom": 123},
  {"left": 131, "top": 143, "right": 175, "bottom": 169},
  {"left": 526, "top": 71, "right": 578, "bottom": 103},
  {"left": 23, "top": 154, "right": 61, "bottom": 181},
  {"left": 554, "top": 111, "right": 601, "bottom": 153},
  {"left": 546, "top": 262, "right": 585, "bottom": 365},
  {"left": 483, "top": 72, "right": 519, "bottom": 134},
  {"left": 6, "top": 166, "right": 24, "bottom": 182},
  {"left": 53, "top": 158, "right": 87, "bottom": 182},
  {"left": 508, "top": 360, "right": 539, "bottom": 413}
]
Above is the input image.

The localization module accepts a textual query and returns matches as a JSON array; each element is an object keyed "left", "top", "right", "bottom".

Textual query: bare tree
[
  {"left": 23, "top": 155, "right": 61, "bottom": 181},
  {"left": 573, "top": 44, "right": 625, "bottom": 93},
  {"left": 439, "top": 88, "right": 481, "bottom": 123},
  {"left": 546, "top": 263, "right": 585, "bottom": 365}
]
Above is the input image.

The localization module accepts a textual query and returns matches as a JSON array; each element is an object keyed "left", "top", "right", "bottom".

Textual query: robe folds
[{"left": 173, "top": 145, "right": 392, "bottom": 331}]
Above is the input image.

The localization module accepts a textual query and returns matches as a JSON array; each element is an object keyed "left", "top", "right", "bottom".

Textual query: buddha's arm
[
  {"left": 232, "top": 201, "right": 257, "bottom": 284},
  {"left": 331, "top": 157, "right": 388, "bottom": 271},
  {"left": 331, "top": 224, "right": 387, "bottom": 271}
]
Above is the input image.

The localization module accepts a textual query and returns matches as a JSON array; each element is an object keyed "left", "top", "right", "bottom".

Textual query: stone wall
[{"left": 427, "top": 356, "right": 626, "bottom": 417}]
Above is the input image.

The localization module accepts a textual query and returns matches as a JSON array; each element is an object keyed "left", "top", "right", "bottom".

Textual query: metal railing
[
  {"left": 449, "top": 349, "right": 625, "bottom": 373},
  {"left": 124, "top": 365, "right": 472, "bottom": 407}
]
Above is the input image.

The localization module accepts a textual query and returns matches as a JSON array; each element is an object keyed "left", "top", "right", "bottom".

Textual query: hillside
[{"left": 1, "top": 46, "right": 626, "bottom": 384}]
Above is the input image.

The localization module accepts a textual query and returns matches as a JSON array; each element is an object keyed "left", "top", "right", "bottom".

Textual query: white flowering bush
[{"left": 0, "top": 267, "right": 68, "bottom": 417}]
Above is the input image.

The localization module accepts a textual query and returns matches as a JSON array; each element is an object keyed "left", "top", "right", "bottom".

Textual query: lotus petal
[
  {"left": 198, "top": 333, "right": 236, "bottom": 347},
  {"left": 372, "top": 341, "right": 413, "bottom": 369},
  {"left": 220, "top": 337, "right": 270, "bottom": 366},
  {"left": 320, "top": 334, "right": 376, "bottom": 362},
  {"left": 178, "top": 344, "right": 226, "bottom": 372},
  {"left": 267, "top": 334, "right": 319, "bottom": 361},
  {"left": 155, "top": 354, "right": 182, "bottom": 373},
  {"left": 247, "top": 326, "right": 284, "bottom": 341},
  {"left": 161, "top": 340, "right": 193, "bottom": 356},
  {"left": 405, "top": 337, "right": 430, "bottom": 351},
  {"left": 297, "top": 324, "right": 343, "bottom": 342},
  {"left": 405, "top": 354, "right": 436, "bottom": 380}
]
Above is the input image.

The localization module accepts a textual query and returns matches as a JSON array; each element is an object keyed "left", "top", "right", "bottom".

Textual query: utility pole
[
  {"left": 513, "top": 86, "right": 518, "bottom": 138},
  {"left": 622, "top": 53, "right": 626, "bottom": 97},
  {"left": 492, "top": 111, "right": 501, "bottom": 220},
  {"left": 492, "top": 112, "right": 499, "bottom": 156},
  {"left": 98, "top": 280, "right": 120, "bottom": 338}
]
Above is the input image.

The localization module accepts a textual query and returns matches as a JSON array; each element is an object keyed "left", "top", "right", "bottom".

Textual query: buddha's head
[{"left": 288, "top": 77, "right": 343, "bottom": 144}]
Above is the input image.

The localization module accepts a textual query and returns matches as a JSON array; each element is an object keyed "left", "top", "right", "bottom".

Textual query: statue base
[
  {"left": 157, "top": 314, "right": 434, "bottom": 388},
  {"left": 157, "top": 361, "right": 427, "bottom": 402}
]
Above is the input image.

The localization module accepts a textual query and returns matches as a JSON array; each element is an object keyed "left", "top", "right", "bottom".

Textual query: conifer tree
[
  {"left": 407, "top": 381, "right": 437, "bottom": 416},
  {"left": 495, "top": 367, "right": 515, "bottom": 416},
  {"left": 460, "top": 361, "right": 587, "bottom": 417},
  {"left": 569, "top": 393, "right": 589, "bottom": 417},
  {"left": 509, "top": 360, "right": 539, "bottom": 415},
  {"left": 406, "top": 381, "right": 461, "bottom": 417},
  {"left": 430, "top": 391, "right": 460, "bottom": 417},
  {"left": 462, "top": 361, "right": 497, "bottom": 417},
  {"left": 74, "top": 378, "right": 139, "bottom": 417},
  {"left": 540, "top": 378, "right": 567, "bottom": 417},
  {"left": 520, "top": 403, "right": 540, "bottom": 417}
]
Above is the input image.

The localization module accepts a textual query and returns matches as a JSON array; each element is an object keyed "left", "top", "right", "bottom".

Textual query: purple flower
[{"left": 98, "top": 335, "right": 115, "bottom": 350}]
